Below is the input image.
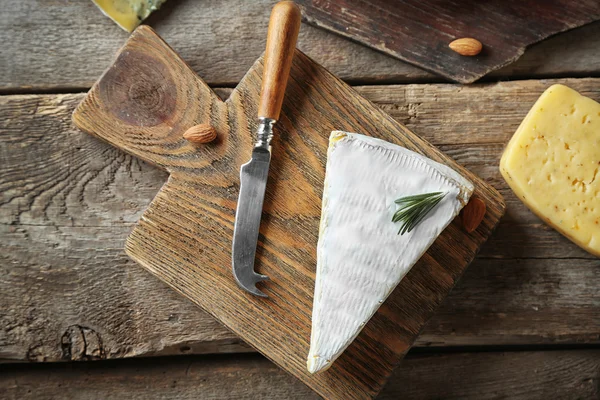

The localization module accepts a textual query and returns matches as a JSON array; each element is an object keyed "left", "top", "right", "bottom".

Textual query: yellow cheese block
[
  {"left": 92, "top": 0, "right": 167, "bottom": 32},
  {"left": 500, "top": 84, "right": 600, "bottom": 256}
]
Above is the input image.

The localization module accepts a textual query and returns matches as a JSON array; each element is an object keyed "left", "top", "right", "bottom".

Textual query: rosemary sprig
[{"left": 392, "top": 191, "right": 447, "bottom": 235}]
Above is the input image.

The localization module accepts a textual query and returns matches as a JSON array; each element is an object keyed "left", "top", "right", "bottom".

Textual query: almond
[
  {"left": 461, "top": 196, "right": 486, "bottom": 233},
  {"left": 449, "top": 38, "right": 483, "bottom": 56},
  {"left": 183, "top": 124, "right": 217, "bottom": 144}
]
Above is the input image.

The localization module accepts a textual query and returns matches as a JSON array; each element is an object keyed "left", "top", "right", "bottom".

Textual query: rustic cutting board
[
  {"left": 296, "top": 0, "right": 600, "bottom": 83},
  {"left": 73, "top": 26, "right": 505, "bottom": 400}
]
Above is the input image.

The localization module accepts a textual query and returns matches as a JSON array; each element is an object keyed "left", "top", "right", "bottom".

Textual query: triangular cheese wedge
[
  {"left": 92, "top": 0, "right": 167, "bottom": 32},
  {"left": 307, "top": 131, "right": 474, "bottom": 373}
]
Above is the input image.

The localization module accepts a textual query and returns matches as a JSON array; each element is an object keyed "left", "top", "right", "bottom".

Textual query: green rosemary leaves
[{"left": 392, "top": 192, "right": 447, "bottom": 235}]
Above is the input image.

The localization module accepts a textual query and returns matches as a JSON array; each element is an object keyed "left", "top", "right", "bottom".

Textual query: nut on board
[
  {"left": 449, "top": 38, "right": 483, "bottom": 56},
  {"left": 184, "top": 124, "right": 217, "bottom": 144}
]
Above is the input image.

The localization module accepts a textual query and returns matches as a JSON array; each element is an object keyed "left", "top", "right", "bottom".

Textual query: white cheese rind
[{"left": 307, "top": 131, "right": 473, "bottom": 374}]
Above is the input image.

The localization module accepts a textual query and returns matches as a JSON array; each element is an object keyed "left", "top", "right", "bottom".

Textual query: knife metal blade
[
  {"left": 231, "top": 1, "right": 300, "bottom": 297},
  {"left": 232, "top": 118, "right": 275, "bottom": 297}
]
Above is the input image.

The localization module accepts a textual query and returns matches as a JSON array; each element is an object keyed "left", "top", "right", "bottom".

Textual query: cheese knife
[{"left": 232, "top": 1, "right": 301, "bottom": 297}]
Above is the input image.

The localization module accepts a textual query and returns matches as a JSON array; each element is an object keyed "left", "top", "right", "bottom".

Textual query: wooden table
[{"left": 1, "top": 1, "right": 599, "bottom": 399}]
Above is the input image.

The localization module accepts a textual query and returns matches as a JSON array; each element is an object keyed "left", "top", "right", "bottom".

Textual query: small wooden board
[
  {"left": 73, "top": 26, "right": 504, "bottom": 399},
  {"left": 296, "top": 0, "right": 600, "bottom": 83}
]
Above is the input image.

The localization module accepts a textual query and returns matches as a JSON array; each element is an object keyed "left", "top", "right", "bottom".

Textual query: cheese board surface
[
  {"left": 72, "top": 26, "right": 505, "bottom": 400},
  {"left": 295, "top": 0, "right": 600, "bottom": 83}
]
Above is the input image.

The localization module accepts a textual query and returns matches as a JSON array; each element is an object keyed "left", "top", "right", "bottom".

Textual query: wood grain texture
[
  {"left": 3, "top": 79, "right": 600, "bottom": 365},
  {"left": 1, "top": 351, "right": 599, "bottom": 400},
  {"left": 296, "top": 0, "right": 600, "bottom": 83},
  {"left": 71, "top": 26, "right": 504, "bottom": 400},
  {"left": 258, "top": 1, "right": 301, "bottom": 119},
  {"left": 2, "top": 0, "right": 600, "bottom": 92},
  {"left": 0, "top": 94, "right": 250, "bottom": 361}
]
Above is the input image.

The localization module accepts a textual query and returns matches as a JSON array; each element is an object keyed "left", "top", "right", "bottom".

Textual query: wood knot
[
  {"left": 61, "top": 325, "right": 105, "bottom": 361},
  {"left": 26, "top": 343, "right": 46, "bottom": 362},
  {"left": 98, "top": 50, "right": 176, "bottom": 127},
  {"left": 183, "top": 124, "right": 217, "bottom": 144},
  {"left": 128, "top": 80, "right": 165, "bottom": 111}
]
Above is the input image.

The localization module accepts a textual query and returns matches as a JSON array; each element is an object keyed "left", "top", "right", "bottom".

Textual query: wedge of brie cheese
[
  {"left": 92, "top": 0, "right": 167, "bottom": 32},
  {"left": 307, "top": 131, "right": 473, "bottom": 374}
]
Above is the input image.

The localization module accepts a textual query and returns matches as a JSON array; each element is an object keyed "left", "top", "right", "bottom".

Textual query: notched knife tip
[{"left": 232, "top": 270, "right": 270, "bottom": 298}]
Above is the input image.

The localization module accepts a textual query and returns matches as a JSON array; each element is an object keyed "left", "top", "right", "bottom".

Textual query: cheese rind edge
[{"left": 308, "top": 131, "right": 474, "bottom": 374}]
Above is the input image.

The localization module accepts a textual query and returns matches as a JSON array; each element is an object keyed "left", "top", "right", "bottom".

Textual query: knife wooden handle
[{"left": 258, "top": 1, "right": 301, "bottom": 121}]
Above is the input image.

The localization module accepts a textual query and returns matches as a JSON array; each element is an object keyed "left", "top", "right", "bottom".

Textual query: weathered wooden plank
[
  {"left": 1, "top": 351, "right": 599, "bottom": 399},
  {"left": 1, "top": 1, "right": 600, "bottom": 91},
  {"left": 0, "top": 94, "right": 251, "bottom": 361},
  {"left": 356, "top": 78, "right": 600, "bottom": 146},
  {"left": 2, "top": 79, "right": 600, "bottom": 363},
  {"left": 3, "top": 224, "right": 598, "bottom": 362},
  {"left": 297, "top": 0, "right": 600, "bottom": 83},
  {"left": 423, "top": 258, "right": 600, "bottom": 347}
]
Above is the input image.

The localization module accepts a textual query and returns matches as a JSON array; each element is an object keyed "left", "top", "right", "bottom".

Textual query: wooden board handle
[{"left": 258, "top": 1, "right": 301, "bottom": 120}]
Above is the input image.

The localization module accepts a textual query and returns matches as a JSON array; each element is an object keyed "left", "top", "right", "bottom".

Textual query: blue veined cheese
[
  {"left": 307, "top": 131, "right": 473, "bottom": 374},
  {"left": 92, "top": 0, "right": 167, "bottom": 32}
]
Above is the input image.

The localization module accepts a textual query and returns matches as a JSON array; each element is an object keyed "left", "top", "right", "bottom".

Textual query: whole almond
[
  {"left": 461, "top": 197, "right": 486, "bottom": 233},
  {"left": 449, "top": 38, "right": 483, "bottom": 56},
  {"left": 183, "top": 124, "right": 217, "bottom": 144}
]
